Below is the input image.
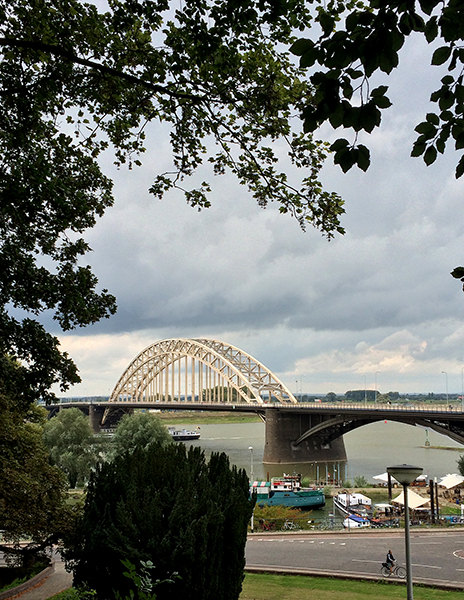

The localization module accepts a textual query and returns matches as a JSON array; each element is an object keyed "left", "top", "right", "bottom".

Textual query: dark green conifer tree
[{"left": 65, "top": 443, "right": 253, "bottom": 600}]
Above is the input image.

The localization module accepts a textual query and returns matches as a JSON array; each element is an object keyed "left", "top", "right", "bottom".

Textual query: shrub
[{"left": 64, "top": 443, "right": 253, "bottom": 600}]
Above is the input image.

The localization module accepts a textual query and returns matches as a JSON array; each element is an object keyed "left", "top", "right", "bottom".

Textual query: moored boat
[
  {"left": 251, "top": 473, "right": 325, "bottom": 509},
  {"left": 168, "top": 427, "right": 201, "bottom": 441},
  {"left": 333, "top": 492, "right": 372, "bottom": 517},
  {"left": 343, "top": 514, "right": 371, "bottom": 528}
]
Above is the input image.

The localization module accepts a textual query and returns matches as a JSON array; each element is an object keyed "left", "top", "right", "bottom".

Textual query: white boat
[
  {"left": 333, "top": 492, "right": 372, "bottom": 517},
  {"left": 343, "top": 514, "right": 371, "bottom": 528},
  {"left": 168, "top": 427, "right": 201, "bottom": 441}
]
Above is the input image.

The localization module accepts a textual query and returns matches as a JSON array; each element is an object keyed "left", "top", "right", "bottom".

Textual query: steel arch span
[{"left": 109, "top": 338, "right": 297, "bottom": 405}]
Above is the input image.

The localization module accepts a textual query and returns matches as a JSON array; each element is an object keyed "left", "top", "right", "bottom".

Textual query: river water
[{"left": 179, "top": 420, "right": 464, "bottom": 483}]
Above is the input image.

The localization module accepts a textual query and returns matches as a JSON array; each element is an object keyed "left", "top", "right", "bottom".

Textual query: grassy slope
[
  {"left": 240, "top": 573, "right": 463, "bottom": 600},
  {"left": 156, "top": 410, "right": 261, "bottom": 424}
]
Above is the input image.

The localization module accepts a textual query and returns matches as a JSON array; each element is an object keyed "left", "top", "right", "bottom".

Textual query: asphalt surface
[
  {"left": 6, "top": 529, "right": 464, "bottom": 599},
  {"left": 6, "top": 561, "right": 73, "bottom": 600},
  {"left": 246, "top": 528, "right": 464, "bottom": 590}
]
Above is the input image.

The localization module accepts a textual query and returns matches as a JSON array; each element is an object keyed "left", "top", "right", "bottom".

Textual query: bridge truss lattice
[{"left": 109, "top": 338, "right": 296, "bottom": 405}]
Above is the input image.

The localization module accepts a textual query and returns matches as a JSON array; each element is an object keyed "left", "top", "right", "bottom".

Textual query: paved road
[{"left": 246, "top": 529, "right": 464, "bottom": 589}]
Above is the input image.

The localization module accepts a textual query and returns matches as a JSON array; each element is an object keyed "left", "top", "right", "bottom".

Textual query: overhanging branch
[{"left": 0, "top": 37, "right": 203, "bottom": 102}]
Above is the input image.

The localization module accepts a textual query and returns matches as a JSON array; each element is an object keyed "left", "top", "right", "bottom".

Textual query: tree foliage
[
  {"left": 0, "top": 0, "right": 346, "bottom": 404},
  {"left": 0, "top": 368, "right": 75, "bottom": 565},
  {"left": 65, "top": 443, "right": 253, "bottom": 600},
  {"left": 457, "top": 453, "right": 464, "bottom": 477},
  {"left": 110, "top": 411, "right": 172, "bottom": 459},
  {"left": 43, "top": 407, "right": 107, "bottom": 488},
  {"left": 290, "top": 0, "right": 464, "bottom": 176}
]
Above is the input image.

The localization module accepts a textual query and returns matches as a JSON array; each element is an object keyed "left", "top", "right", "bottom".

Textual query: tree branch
[{"left": 0, "top": 37, "right": 203, "bottom": 102}]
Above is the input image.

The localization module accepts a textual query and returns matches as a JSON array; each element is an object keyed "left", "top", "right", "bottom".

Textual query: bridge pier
[
  {"left": 89, "top": 405, "right": 105, "bottom": 433},
  {"left": 263, "top": 409, "right": 347, "bottom": 465}
]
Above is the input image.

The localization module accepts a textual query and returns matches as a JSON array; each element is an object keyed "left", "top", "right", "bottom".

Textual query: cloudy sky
[{"left": 53, "top": 30, "right": 464, "bottom": 399}]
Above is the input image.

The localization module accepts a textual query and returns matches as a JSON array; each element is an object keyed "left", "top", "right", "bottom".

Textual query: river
[{"left": 178, "top": 419, "right": 464, "bottom": 483}]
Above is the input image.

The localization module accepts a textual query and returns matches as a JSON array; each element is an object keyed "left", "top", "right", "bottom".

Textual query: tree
[
  {"left": 289, "top": 0, "right": 464, "bottom": 177},
  {"left": 0, "top": 368, "right": 75, "bottom": 566},
  {"left": 64, "top": 443, "right": 253, "bottom": 600},
  {"left": 287, "top": 0, "right": 464, "bottom": 288},
  {"left": 353, "top": 475, "right": 369, "bottom": 488},
  {"left": 110, "top": 411, "right": 172, "bottom": 459},
  {"left": 43, "top": 407, "right": 107, "bottom": 488},
  {"left": 0, "top": 0, "right": 347, "bottom": 404},
  {"left": 457, "top": 454, "right": 464, "bottom": 477},
  {"left": 345, "top": 389, "right": 375, "bottom": 402}
]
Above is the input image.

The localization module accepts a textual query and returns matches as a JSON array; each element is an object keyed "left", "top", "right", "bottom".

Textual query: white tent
[
  {"left": 373, "top": 472, "right": 399, "bottom": 483},
  {"left": 438, "top": 473, "right": 464, "bottom": 489},
  {"left": 392, "top": 488, "right": 429, "bottom": 509}
]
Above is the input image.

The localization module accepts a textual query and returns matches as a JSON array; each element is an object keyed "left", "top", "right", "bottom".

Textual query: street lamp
[
  {"left": 375, "top": 371, "right": 380, "bottom": 407},
  {"left": 248, "top": 446, "right": 255, "bottom": 532},
  {"left": 387, "top": 464, "right": 423, "bottom": 600},
  {"left": 248, "top": 446, "right": 254, "bottom": 482},
  {"left": 363, "top": 374, "right": 367, "bottom": 404},
  {"left": 461, "top": 367, "right": 464, "bottom": 412},
  {"left": 442, "top": 371, "right": 449, "bottom": 405}
]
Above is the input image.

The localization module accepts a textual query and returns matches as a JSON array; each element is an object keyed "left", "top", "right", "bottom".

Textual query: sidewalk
[{"left": 9, "top": 562, "right": 72, "bottom": 600}]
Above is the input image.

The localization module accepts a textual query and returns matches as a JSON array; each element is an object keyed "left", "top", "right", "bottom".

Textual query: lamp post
[
  {"left": 375, "top": 371, "right": 380, "bottom": 407},
  {"left": 363, "top": 374, "right": 367, "bottom": 405},
  {"left": 249, "top": 446, "right": 254, "bottom": 532},
  {"left": 442, "top": 371, "right": 449, "bottom": 405},
  {"left": 387, "top": 464, "right": 423, "bottom": 600},
  {"left": 248, "top": 446, "right": 254, "bottom": 482},
  {"left": 461, "top": 367, "right": 464, "bottom": 412}
]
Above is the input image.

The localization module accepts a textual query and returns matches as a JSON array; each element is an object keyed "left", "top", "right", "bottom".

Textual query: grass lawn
[
  {"left": 240, "top": 573, "right": 463, "bottom": 599},
  {"left": 156, "top": 410, "right": 261, "bottom": 425}
]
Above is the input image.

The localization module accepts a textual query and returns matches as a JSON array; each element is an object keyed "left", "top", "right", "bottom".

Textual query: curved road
[{"left": 246, "top": 529, "right": 464, "bottom": 589}]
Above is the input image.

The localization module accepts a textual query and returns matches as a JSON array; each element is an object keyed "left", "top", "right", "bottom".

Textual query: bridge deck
[{"left": 49, "top": 400, "right": 464, "bottom": 419}]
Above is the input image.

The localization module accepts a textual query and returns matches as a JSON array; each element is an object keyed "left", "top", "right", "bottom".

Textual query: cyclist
[{"left": 386, "top": 549, "right": 395, "bottom": 574}]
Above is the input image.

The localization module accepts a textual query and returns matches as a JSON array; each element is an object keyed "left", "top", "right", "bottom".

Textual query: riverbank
[{"left": 157, "top": 410, "right": 261, "bottom": 425}]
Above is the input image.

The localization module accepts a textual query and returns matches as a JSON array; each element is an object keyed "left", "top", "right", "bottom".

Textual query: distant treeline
[{"left": 296, "top": 391, "right": 462, "bottom": 403}]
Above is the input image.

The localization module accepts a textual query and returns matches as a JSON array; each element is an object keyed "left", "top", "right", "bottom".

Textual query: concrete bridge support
[
  {"left": 263, "top": 409, "right": 347, "bottom": 464},
  {"left": 89, "top": 405, "right": 105, "bottom": 433}
]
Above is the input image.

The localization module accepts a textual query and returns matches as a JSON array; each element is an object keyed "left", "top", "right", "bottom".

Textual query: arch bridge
[{"left": 86, "top": 338, "right": 464, "bottom": 464}]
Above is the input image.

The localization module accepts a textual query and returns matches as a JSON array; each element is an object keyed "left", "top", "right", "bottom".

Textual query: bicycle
[
  {"left": 282, "top": 519, "right": 301, "bottom": 531},
  {"left": 381, "top": 562, "right": 406, "bottom": 578},
  {"left": 258, "top": 519, "right": 276, "bottom": 531}
]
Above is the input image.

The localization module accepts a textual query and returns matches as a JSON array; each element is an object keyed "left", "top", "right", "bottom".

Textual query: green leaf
[
  {"left": 345, "top": 11, "right": 360, "bottom": 31},
  {"left": 328, "top": 104, "right": 345, "bottom": 128},
  {"left": 432, "top": 46, "right": 452, "bottom": 66},
  {"left": 426, "top": 112, "right": 440, "bottom": 125},
  {"left": 455, "top": 133, "right": 464, "bottom": 150},
  {"left": 451, "top": 267, "right": 464, "bottom": 279},
  {"left": 436, "top": 138, "right": 446, "bottom": 153},
  {"left": 456, "top": 156, "right": 464, "bottom": 179},
  {"left": 373, "top": 95, "right": 392, "bottom": 109},
  {"left": 410, "top": 12, "right": 425, "bottom": 32},
  {"left": 439, "top": 90, "right": 455, "bottom": 111},
  {"left": 411, "top": 141, "right": 426, "bottom": 157},
  {"left": 415, "top": 121, "right": 437, "bottom": 136},
  {"left": 423, "top": 145, "right": 437, "bottom": 165},
  {"left": 290, "top": 38, "right": 314, "bottom": 56},
  {"left": 359, "top": 103, "right": 381, "bottom": 133},
  {"left": 330, "top": 138, "right": 349, "bottom": 152},
  {"left": 424, "top": 16, "right": 438, "bottom": 41},
  {"left": 303, "top": 112, "right": 319, "bottom": 133},
  {"left": 419, "top": 0, "right": 439, "bottom": 16},
  {"left": 334, "top": 146, "right": 356, "bottom": 172},
  {"left": 319, "top": 12, "right": 335, "bottom": 36},
  {"left": 371, "top": 86, "right": 389, "bottom": 98},
  {"left": 300, "top": 47, "right": 319, "bottom": 68},
  {"left": 356, "top": 144, "right": 370, "bottom": 171}
]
